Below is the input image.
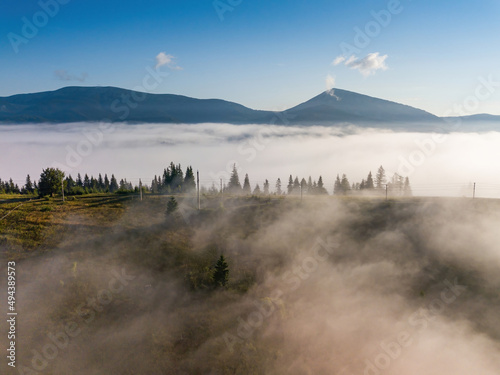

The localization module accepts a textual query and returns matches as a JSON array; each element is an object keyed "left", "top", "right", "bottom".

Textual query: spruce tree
[
  {"left": 213, "top": 255, "right": 229, "bottom": 287},
  {"left": 242, "top": 174, "right": 251, "bottom": 195},
  {"left": 287, "top": 175, "right": 294, "bottom": 195},
  {"left": 227, "top": 164, "right": 242, "bottom": 194},
  {"left": 104, "top": 174, "right": 110, "bottom": 191},
  {"left": 316, "top": 176, "right": 328, "bottom": 195},
  {"left": 183, "top": 166, "right": 196, "bottom": 192},
  {"left": 334, "top": 174, "right": 342, "bottom": 195},
  {"left": 166, "top": 196, "right": 178, "bottom": 215},
  {"left": 25, "top": 174, "right": 33, "bottom": 194},
  {"left": 366, "top": 171, "right": 375, "bottom": 189},
  {"left": 109, "top": 175, "right": 119, "bottom": 193},
  {"left": 76, "top": 173, "right": 83, "bottom": 187},
  {"left": 276, "top": 178, "right": 282, "bottom": 195},
  {"left": 263, "top": 179, "right": 270, "bottom": 195},
  {"left": 375, "top": 166, "right": 386, "bottom": 189},
  {"left": 340, "top": 174, "right": 351, "bottom": 194}
]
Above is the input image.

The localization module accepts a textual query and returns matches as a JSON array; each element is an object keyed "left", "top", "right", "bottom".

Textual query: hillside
[
  {"left": 0, "top": 86, "right": 276, "bottom": 124},
  {"left": 0, "top": 86, "right": 442, "bottom": 126},
  {"left": 284, "top": 89, "right": 439, "bottom": 125}
]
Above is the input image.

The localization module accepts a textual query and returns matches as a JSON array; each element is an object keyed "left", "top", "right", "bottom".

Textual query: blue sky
[{"left": 1, "top": 0, "right": 500, "bottom": 115}]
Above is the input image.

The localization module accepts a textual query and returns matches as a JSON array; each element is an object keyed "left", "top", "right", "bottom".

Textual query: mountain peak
[{"left": 0, "top": 86, "right": 488, "bottom": 128}]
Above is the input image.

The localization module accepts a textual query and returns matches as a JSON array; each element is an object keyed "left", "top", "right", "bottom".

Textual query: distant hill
[
  {"left": 442, "top": 114, "right": 500, "bottom": 122},
  {"left": 283, "top": 89, "right": 439, "bottom": 126},
  {"left": 0, "top": 86, "right": 275, "bottom": 124},
  {"left": 0, "top": 86, "right": 498, "bottom": 129}
]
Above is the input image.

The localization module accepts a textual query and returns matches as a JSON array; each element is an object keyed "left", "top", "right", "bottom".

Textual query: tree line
[
  {"left": 0, "top": 163, "right": 411, "bottom": 197},
  {"left": 217, "top": 164, "right": 411, "bottom": 197}
]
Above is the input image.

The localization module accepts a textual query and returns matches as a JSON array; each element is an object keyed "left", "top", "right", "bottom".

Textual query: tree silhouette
[
  {"left": 334, "top": 174, "right": 342, "bottom": 195},
  {"left": 227, "top": 164, "right": 242, "bottom": 194},
  {"left": 263, "top": 179, "right": 270, "bottom": 195},
  {"left": 287, "top": 175, "right": 294, "bottom": 195},
  {"left": 366, "top": 171, "right": 375, "bottom": 189},
  {"left": 242, "top": 174, "right": 251, "bottom": 194},
  {"left": 166, "top": 196, "right": 178, "bottom": 215},
  {"left": 213, "top": 255, "right": 229, "bottom": 287},
  {"left": 24, "top": 174, "right": 34, "bottom": 194},
  {"left": 376, "top": 166, "right": 386, "bottom": 189},
  {"left": 276, "top": 178, "right": 282, "bottom": 195},
  {"left": 38, "top": 168, "right": 65, "bottom": 197},
  {"left": 184, "top": 166, "right": 196, "bottom": 192}
]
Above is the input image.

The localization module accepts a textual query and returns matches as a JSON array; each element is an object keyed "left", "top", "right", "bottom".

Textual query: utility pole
[
  {"left": 197, "top": 170, "right": 200, "bottom": 210},
  {"left": 139, "top": 179, "right": 143, "bottom": 201},
  {"left": 61, "top": 176, "right": 65, "bottom": 202},
  {"left": 473, "top": 182, "right": 476, "bottom": 199},
  {"left": 385, "top": 184, "right": 388, "bottom": 201},
  {"left": 300, "top": 182, "right": 303, "bottom": 202}
]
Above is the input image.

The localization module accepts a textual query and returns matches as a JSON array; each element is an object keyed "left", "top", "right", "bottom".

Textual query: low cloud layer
[
  {"left": 1, "top": 123, "right": 499, "bottom": 198},
  {"left": 3, "top": 191, "right": 500, "bottom": 374}
]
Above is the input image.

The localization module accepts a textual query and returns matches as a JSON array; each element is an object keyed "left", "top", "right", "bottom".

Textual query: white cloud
[
  {"left": 345, "top": 55, "right": 357, "bottom": 65},
  {"left": 332, "top": 56, "right": 345, "bottom": 66},
  {"left": 155, "top": 52, "right": 182, "bottom": 70},
  {"left": 54, "top": 70, "right": 88, "bottom": 82},
  {"left": 332, "top": 52, "right": 388, "bottom": 76}
]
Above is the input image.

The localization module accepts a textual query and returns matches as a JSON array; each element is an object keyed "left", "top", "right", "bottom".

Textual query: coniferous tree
[
  {"left": 253, "top": 184, "right": 261, "bottom": 195},
  {"left": 242, "top": 174, "right": 251, "bottom": 195},
  {"left": 83, "top": 174, "right": 90, "bottom": 190},
  {"left": 183, "top": 166, "right": 196, "bottom": 192},
  {"left": 340, "top": 174, "right": 351, "bottom": 195},
  {"left": 166, "top": 196, "right": 178, "bottom": 215},
  {"left": 263, "top": 179, "right": 270, "bottom": 195},
  {"left": 293, "top": 177, "right": 300, "bottom": 195},
  {"left": 300, "top": 178, "right": 307, "bottom": 194},
  {"left": 375, "top": 166, "right": 386, "bottom": 189},
  {"left": 151, "top": 176, "right": 159, "bottom": 194},
  {"left": 165, "top": 164, "right": 173, "bottom": 192},
  {"left": 109, "top": 175, "right": 119, "bottom": 193},
  {"left": 334, "top": 174, "right": 342, "bottom": 195},
  {"left": 172, "top": 163, "right": 184, "bottom": 192},
  {"left": 76, "top": 173, "right": 83, "bottom": 188},
  {"left": 366, "top": 171, "right": 375, "bottom": 190},
  {"left": 276, "top": 178, "right": 282, "bottom": 195},
  {"left": 213, "top": 255, "right": 229, "bottom": 287},
  {"left": 104, "top": 174, "right": 110, "bottom": 191},
  {"left": 390, "top": 173, "right": 404, "bottom": 195},
  {"left": 287, "top": 175, "right": 294, "bottom": 195},
  {"left": 316, "top": 176, "right": 328, "bottom": 195},
  {"left": 227, "top": 164, "right": 242, "bottom": 194},
  {"left": 65, "top": 175, "right": 75, "bottom": 193},
  {"left": 98, "top": 174, "right": 104, "bottom": 191},
  {"left": 25, "top": 174, "right": 34, "bottom": 194}
]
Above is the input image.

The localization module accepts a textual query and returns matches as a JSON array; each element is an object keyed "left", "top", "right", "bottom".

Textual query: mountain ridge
[{"left": 0, "top": 86, "right": 498, "bottom": 128}]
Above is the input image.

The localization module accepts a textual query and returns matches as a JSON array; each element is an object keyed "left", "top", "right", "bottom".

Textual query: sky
[{"left": 1, "top": 0, "right": 500, "bottom": 116}]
